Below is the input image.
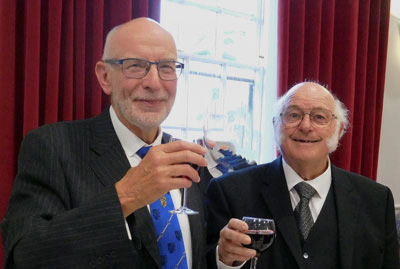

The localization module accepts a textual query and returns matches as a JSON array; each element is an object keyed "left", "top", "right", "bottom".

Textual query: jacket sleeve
[
  {"left": 0, "top": 127, "right": 135, "bottom": 269},
  {"left": 382, "top": 187, "right": 400, "bottom": 269}
]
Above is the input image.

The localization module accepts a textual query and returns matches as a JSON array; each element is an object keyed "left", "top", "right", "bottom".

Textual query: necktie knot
[
  {"left": 137, "top": 146, "right": 152, "bottom": 159},
  {"left": 294, "top": 182, "right": 316, "bottom": 201}
]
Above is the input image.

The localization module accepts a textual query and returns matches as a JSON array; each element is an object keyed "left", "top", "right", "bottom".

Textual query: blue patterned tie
[{"left": 137, "top": 146, "right": 188, "bottom": 269}]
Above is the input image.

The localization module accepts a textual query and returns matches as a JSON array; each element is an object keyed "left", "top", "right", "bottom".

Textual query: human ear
[
  {"left": 95, "top": 61, "right": 112, "bottom": 95},
  {"left": 338, "top": 122, "right": 345, "bottom": 138}
]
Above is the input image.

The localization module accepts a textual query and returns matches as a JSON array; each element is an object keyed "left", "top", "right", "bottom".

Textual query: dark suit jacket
[
  {"left": 207, "top": 157, "right": 400, "bottom": 269},
  {"left": 1, "top": 108, "right": 211, "bottom": 269}
]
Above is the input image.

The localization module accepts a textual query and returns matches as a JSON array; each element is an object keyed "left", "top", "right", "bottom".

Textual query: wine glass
[
  {"left": 242, "top": 216, "right": 276, "bottom": 269},
  {"left": 168, "top": 137, "right": 203, "bottom": 215}
]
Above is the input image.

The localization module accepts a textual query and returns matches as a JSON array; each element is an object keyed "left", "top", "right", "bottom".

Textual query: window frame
[{"left": 161, "top": 0, "right": 268, "bottom": 163}]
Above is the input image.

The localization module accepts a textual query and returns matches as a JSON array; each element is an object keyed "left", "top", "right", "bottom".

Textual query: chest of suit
[{"left": 254, "top": 186, "right": 339, "bottom": 269}]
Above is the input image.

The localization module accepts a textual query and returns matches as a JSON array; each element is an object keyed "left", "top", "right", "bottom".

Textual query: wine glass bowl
[
  {"left": 168, "top": 137, "right": 202, "bottom": 215},
  {"left": 242, "top": 216, "right": 276, "bottom": 269}
]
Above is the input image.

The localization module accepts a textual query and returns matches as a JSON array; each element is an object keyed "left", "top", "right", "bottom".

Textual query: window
[{"left": 161, "top": 0, "right": 274, "bottom": 163}]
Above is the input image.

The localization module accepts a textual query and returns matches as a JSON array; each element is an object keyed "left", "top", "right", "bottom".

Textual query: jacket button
[{"left": 303, "top": 252, "right": 309, "bottom": 259}]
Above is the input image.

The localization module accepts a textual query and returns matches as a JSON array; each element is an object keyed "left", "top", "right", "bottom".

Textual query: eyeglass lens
[
  {"left": 282, "top": 107, "right": 334, "bottom": 126},
  {"left": 121, "top": 59, "right": 183, "bottom": 80}
]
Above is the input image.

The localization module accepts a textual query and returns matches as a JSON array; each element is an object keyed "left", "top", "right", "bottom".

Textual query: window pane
[
  {"left": 187, "top": 62, "right": 223, "bottom": 139},
  {"left": 162, "top": 76, "right": 187, "bottom": 137},
  {"left": 218, "top": 0, "right": 259, "bottom": 16},
  {"left": 161, "top": 0, "right": 267, "bottom": 163},
  {"left": 225, "top": 66, "right": 259, "bottom": 159},
  {"left": 218, "top": 14, "right": 258, "bottom": 64},
  {"left": 189, "top": 0, "right": 217, "bottom": 7},
  {"left": 161, "top": 2, "right": 217, "bottom": 57}
]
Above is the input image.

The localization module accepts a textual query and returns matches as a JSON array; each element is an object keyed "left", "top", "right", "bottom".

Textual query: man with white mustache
[
  {"left": 206, "top": 82, "right": 399, "bottom": 269},
  {"left": 2, "top": 18, "right": 211, "bottom": 269}
]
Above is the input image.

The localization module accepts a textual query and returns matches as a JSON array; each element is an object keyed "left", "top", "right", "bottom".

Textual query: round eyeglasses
[
  {"left": 104, "top": 58, "right": 184, "bottom": 81},
  {"left": 280, "top": 106, "right": 337, "bottom": 127}
]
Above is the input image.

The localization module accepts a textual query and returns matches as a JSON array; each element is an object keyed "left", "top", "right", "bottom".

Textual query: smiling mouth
[
  {"left": 138, "top": 99, "right": 165, "bottom": 104},
  {"left": 293, "top": 138, "right": 321, "bottom": 143}
]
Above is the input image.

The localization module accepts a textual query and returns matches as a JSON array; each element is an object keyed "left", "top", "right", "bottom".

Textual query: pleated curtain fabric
[{"left": 277, "top": 0, "right": 391, "bottom": 180}]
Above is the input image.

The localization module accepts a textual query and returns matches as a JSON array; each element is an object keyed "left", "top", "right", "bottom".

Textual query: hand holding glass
[
  {"left": 169, "top": 137, "right": 203, "bottom": 215},
  {"left": 242, "top": 216, "right": 276, "bottom": 269}
]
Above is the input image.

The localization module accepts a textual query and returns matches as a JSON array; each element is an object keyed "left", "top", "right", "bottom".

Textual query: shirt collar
[
  {"left": 109, "top": 106, "right": 163, "bottom": 157},
  {"left": 282, "top": 157, "right": 332, "bottom": 199}
]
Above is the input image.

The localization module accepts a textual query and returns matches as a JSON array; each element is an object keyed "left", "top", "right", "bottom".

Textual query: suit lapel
[
  {"left": 89, "top": 108, "right": 131, "bottom": 187},
  {"left": 260, "top": 157, "right": 303, "bottom": 267},
  {"left": 89, "top": 108, "right": 161, "bottom": 268},
  {"left": 332, "top": 166, "right": 360, "bottom": 269},
  {"left": 131, "top": 207, "right": 162, "bottom": 268}
]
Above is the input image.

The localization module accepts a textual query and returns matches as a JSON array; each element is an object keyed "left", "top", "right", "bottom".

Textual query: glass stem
[
  {"left": 250, "top": 256, "right": 258, "bottom": 269},
  {"left": 182, "top": 188, "right": 187, "bottom": 207}
]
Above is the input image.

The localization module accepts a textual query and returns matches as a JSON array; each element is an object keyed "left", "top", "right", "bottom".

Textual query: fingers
[
  {"left": 164, "top": 139, "right": 207, "bottom": 156},
  {"left": 147, "top": 141, "right": 208, "bottom": 170},
  {"left": 143, "top": 145, "right": 206, "bottom": 183},
  {"left": 218, "top": 219, "right": 257, "bottom": 266},
  {"left": 115, "top": 141, "right": 208, "bottom": 217},
  {"left": 161, "top": 163, "right": 201, "bottom": 184},
  {"left": 203, "top": 137, "right": 216, "bottom": 149}
]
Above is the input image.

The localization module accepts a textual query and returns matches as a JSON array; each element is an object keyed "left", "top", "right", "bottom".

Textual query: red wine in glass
[
  {"left": 244, "top": 229, "right": 275, "bottom": 253},
  {"left": 242, "top": 217, "right": 276, "bottom": 269}
]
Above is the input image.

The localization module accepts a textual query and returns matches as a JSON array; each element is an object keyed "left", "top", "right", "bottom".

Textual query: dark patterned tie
[
  {"left": 294, "top": 182, "right": 316, "bottom": 243},
  {"left": 137, "top": 146, "right": 188, "bottom": 269}
]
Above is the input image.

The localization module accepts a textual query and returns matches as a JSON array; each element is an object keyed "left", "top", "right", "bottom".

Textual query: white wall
[{"left": 377, "top": 14, "right": 400, "bottom": 206}]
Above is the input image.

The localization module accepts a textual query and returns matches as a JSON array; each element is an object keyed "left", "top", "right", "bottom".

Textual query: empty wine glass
[
  {"left": 242, "top": 216, "right": 276, "bottom": 269},
  {"left": 169, "top": 137, "right": 203, "bottom": 215}
]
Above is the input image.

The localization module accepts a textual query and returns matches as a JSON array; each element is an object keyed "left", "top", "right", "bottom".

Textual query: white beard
[{"left": 112, "top": 92, "right": 172, "bottom": 130}]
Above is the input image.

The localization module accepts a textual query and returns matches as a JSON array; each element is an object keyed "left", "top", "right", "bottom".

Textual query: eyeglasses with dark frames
[
  {"left": 280, "top": 106, "right": 337, "bottom": 127},
  {"left": 103, "top": 58, "right": 184, "bottom": 81}
]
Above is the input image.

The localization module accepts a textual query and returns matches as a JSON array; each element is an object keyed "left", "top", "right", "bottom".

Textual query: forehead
[
  {"left": 107, "top": 22, "right": 177, "bottom": 60},
  {"left": 285, "top": 83, "right": 335, "bottom": 111}
]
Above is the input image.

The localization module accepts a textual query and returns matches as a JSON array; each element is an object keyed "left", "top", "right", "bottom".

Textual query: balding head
[{"left": 102, "top": 18, "right": 177, "bottom": 61}]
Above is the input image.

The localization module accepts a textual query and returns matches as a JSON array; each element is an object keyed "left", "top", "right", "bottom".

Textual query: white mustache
[{"left": 131, "top": 94, "right": 169, "bottom": 102}]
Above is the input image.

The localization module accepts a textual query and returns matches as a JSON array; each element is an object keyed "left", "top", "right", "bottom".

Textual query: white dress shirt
[
  {"left": 282, "top": 157, "right": 332, "bottom": 222},
  {"left": 109, "top": 106, "right": 192, "bottom": 269},
  {"left": 217, "top": 157, "right": 332, "bottom": 269}
]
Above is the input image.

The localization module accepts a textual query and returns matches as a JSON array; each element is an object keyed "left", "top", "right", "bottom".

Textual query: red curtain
[
  {"left": 278, "top": 0, "right": 390, "bottom": 180},
  {"left": 0, "top": 0, "right": 160, "bottom": 266}
]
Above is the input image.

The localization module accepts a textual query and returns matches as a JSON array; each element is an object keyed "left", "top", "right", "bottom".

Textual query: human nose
[
  {"left": 142, "top": 64, "right": 162, "bottom": 89},
  {"left": 298, "top": 113, "right": 313, "bottom": 131}
]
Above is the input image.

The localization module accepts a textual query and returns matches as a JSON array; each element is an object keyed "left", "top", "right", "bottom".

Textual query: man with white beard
[{"left": 2, "top": 18, "right": 210, "bottom": 269}]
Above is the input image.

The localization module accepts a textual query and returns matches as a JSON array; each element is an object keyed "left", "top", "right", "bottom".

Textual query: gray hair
[{"left": 273, "top": 82, "right": 350, "bottom": 153}]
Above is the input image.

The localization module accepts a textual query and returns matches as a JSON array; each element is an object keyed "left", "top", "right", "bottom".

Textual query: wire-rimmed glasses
[
  {"left": 280, "top": 106, "right": 337, "bottom": 128},
  {"left": 104, "top": 58, "right": 184, "bottom": 81}
]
